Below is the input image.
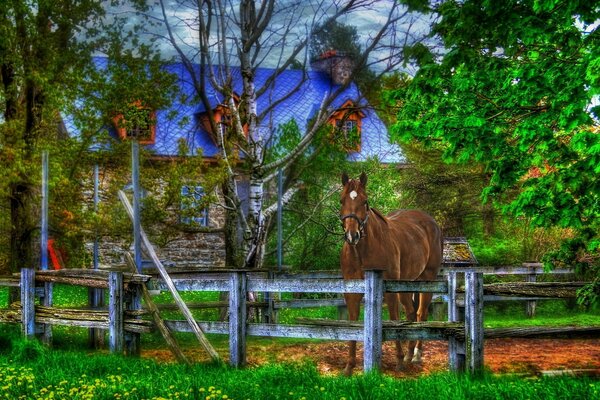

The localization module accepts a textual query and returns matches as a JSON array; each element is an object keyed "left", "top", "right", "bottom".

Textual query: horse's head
[{"left": 340, "top": 172, "right": 370, "bottom": 245}]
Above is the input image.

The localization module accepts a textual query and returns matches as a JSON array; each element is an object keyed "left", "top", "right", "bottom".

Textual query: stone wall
[{"left": 87, "top": 168, "right": 228, "bottom": 270}]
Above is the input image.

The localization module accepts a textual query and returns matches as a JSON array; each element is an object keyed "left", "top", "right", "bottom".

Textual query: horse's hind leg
[
  {"left": 399, "top": 293, "right": 416, "bottom": 363},
  {"left": 385, "top": 292, "right": 404, "bottom": 370},
  {"left": 343, "top": 293, "right": 363, "bottom": 376},
  {"left": 412, "top": 292, "right": 434, "bottom": 363}
]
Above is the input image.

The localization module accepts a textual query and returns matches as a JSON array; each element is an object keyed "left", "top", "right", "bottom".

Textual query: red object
[{"left": 47, "top": 239, "right": 63, "bottom": 270}]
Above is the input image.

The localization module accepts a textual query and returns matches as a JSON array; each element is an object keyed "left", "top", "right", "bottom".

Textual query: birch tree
[{"left": 154, "top": 0, "right": 426, "bottom": 269}]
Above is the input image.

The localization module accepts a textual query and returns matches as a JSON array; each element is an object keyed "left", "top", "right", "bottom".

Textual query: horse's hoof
[
  {"left": 343, "top": 365, "right": 354, "bottom": 376},
  {"left": 396, "top": 361, "right": 407, "bottom": 371},
  {"left": 403, "top": 354, "right": 412, "bottom": 363},
  {"left": 411, "top": 349, "right": 422, "bottom": 364}
]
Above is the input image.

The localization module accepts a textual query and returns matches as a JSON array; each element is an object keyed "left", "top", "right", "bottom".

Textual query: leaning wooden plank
[
  {"left": 118, "top": 190, "right": 220, "bottom": 362},
  {"left": 124, "top": 252, "right": 191, "bottom": 365}
]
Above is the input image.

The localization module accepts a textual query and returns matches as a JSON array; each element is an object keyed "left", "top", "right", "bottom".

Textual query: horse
[{"left": 339, "top": 172, "right": 442, "bottom": 375}]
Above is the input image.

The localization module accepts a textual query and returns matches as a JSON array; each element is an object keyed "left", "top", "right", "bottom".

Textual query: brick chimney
[{"left": 310, "top": 50, "right": 355, "bottom": 85}]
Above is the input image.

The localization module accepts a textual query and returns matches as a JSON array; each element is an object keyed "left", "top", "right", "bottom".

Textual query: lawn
[
  {"left": 1, "top": 284, "right": 600, "bottom": 399},
  {"left": 1, "top": 328, "right": 599, "bottom": 400}
]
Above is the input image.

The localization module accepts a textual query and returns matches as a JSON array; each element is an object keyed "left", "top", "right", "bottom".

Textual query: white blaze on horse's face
[{"left": 341, "top": 184, "right": 368, "bottom": 246}]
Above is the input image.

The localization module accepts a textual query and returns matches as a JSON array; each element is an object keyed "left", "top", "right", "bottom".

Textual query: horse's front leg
[
  {"left": 343, "top": 293, "right": 363, "bottom": 376},
  {"left": 385, "top": 292, "right": 405, "bottom": 370}
]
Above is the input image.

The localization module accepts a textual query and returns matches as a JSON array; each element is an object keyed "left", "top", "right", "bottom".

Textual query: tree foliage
[
  {"left": 0, "top": 1, "right": 181, "bottom": 273},
  {"left": 392, "top": 0, "right": 600, "bottom": 304}
]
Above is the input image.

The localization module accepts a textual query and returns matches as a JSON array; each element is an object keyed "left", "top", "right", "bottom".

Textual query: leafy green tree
[
  {"left": 0, "top": 0, "right": 109, "bottom": 274},
  {"left": 392, "top": 0, "right": 600, "bottom": 304},
  {"left": 0, "top": 1, "right": 178, "bottom": 274}
]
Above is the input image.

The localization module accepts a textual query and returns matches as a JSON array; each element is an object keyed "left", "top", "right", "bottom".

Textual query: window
[
  {"left": 180, "top": 185, "right": 209, "bottom": 227},
  {"left": 112, "top": 101, "right": 156, "bottom": 144},
  {"left": 337, "top": 119, "right": 357, "bottom": 134},
  {"left": 335, "top": 118, "right": 360, "bottom": 151},
  {"left": 328, "top": 100, "right": 364, "bottom": 152}
]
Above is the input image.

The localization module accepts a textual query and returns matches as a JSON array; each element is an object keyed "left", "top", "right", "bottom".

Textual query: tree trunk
[{"left": 9, "top": 182, "right": 37, "bottom": 272}]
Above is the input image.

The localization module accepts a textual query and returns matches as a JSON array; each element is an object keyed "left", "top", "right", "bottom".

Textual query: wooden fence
[
  {"left": 1, "top": 265, "right": 596, "bottom": 375},
  {"left": 2, "top": 267, "right": 486, "bottom": 374}
]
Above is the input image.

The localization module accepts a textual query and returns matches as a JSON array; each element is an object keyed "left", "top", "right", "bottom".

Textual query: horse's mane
[{"left": 370, "top": 207, "right": 388, "bottom": 225}]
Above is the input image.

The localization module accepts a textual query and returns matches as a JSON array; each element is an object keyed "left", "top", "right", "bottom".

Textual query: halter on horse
[{"left": 339, "top": 172, "right": 443, "bottom": 375}]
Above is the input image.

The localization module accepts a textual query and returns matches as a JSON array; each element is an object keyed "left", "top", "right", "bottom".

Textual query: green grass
[
  {"left": 0, "top": 326, "right": 598, "bottom": 400},
  {"left": 1, "top": 285, "right": 600, "bottom": 399}
]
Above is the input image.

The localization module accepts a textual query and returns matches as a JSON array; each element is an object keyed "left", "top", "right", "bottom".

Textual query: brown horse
[{"left": 339, "top": 172, "right": 442, "bottom": 375}]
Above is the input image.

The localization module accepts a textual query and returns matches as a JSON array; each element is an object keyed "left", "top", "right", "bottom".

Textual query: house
[{"left": 65, "top": 54, "right": 404, "bottom": 268}]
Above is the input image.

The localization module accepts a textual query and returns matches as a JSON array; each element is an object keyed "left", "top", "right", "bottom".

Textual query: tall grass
[{"left": 1, "top": 327, "right": 598, "bottom": 400}]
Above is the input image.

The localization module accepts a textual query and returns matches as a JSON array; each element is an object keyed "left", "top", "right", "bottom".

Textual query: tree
[
  {"left": 309, "top": 20, "right": 379, "bottom": 105},
  {"left": 392, "top": 0, "right": 600, "bottom": 304},
  {"left": 0, "top": 1, "right": 108, "bottom": 274},
  {"left": 154, "top": 0, "right": 428, "bottom": 269},
  {"left": 0, "top": 1, "right": 178, "bottom": 275}
]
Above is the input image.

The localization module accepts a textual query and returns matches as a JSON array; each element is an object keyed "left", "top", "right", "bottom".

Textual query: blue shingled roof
[{"left": 64, "top": 58, "right": 404, "bottom": 163}]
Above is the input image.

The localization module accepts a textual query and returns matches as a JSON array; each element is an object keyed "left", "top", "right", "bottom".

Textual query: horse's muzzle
[{"left": 344, "top": 231, "right": 361, "bottom": 245}]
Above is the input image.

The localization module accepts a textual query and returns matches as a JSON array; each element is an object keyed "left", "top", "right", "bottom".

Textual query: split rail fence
[
  {"left": 1, "top": 265, "right": 597, "bottom": 374},
  {"left": 1, "top": 267, "right": 485, "bottom": 374}
]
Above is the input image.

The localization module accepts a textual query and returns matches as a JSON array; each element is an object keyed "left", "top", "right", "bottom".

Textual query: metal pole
[
  {"left": 41, "top": 151, "right": 49, "bottom": 271},
  {"left": 89, "top": 164, "right": 104, "bottom": 349},
  {"left": 41, "top": 150, "right": 53, "bottom": 344},
  {"left": 277, "top": 168, "right": 283, "bottom": 271},
  {"left": 132, "top": 141, "right": 142, "bottom": 273},
  {"left": 93, "top": 164, "right": 99, "bottom": 270}
]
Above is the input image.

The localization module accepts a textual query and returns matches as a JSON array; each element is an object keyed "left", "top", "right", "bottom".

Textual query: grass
[
  {"left": 0, "top": 326, "right": 599, "bottom": 400},
  {"left": 1, "top": 285, "right": 600, "bottom": 399}
]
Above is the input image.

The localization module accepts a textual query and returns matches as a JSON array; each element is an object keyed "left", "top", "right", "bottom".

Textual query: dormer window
[
  {"left": 198, "top": 94, "right": 248, "bottom": 143},
  {"left": 112, "top": 101, "right": 156, "bottom": 144},
  {"left": 328, "top": 100, "right": 364, "bottom": 152}
]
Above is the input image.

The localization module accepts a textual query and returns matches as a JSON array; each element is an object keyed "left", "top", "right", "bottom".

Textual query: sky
[{"left": 114, "top": 0, "right": 434, "bottom": 75}]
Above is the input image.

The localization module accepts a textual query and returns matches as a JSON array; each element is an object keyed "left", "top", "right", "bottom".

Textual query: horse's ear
[
  {"left": 341, "top": 172, "right": 349, "bottom": 186},
  {"left": 359, "top": 172, "right": 367, "bottom": 187}
]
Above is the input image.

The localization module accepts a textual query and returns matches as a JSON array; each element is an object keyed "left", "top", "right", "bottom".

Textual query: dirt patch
[{"left": 142, "top": 338, "right": 600, "bottom": 377}]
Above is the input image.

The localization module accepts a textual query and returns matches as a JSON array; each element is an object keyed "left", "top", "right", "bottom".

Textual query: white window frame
[{"left": 180, "top": 185, "right": 209, "bottom": 227}]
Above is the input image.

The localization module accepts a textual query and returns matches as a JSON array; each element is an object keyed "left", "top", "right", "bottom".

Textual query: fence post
[
  {"left": 109, "top": 271, "right": 124, "bottom": 354},
  {"left": 229, "top": 271, "right": 247, "bottom": 368},
  {"left": 526, "top": 265, "right": 537, "bottom": 318},
  {"left": 465, "top": 271, "right": 484, "bottom": 374},
  {"left": 363, "top": 269, "right": 383, "bottom": 372},
  {"left": 125, "top": 283, "right": 142, "bottom": 357},
  {"left": 447, "top": 270, "right": 465, "bottom": 371},
  {"left": 21, "top": 268, "right": 36, "bottom": 338},
  {"left": 40, "top": 283, "right": 53, "bottom": 345}
]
